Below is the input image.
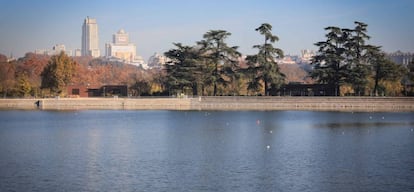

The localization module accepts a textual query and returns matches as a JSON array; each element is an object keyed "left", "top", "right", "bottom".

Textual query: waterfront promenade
[{"left": 1, "top": 97, "right": 414, "bottom": 112}]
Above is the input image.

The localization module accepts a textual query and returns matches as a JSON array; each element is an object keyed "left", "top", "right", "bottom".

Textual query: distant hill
[{"left": 279, "top": 64, "right": 314, "bottom": 84}]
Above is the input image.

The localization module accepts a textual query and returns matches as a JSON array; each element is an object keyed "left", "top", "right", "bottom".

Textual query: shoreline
[{"left": 0, "top": 97, "right": 414, "bottom": 112}]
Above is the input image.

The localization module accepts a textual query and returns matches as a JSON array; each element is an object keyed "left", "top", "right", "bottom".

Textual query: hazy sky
[{"left": 0, "top": 0, "right": 413, "bottom": 61}]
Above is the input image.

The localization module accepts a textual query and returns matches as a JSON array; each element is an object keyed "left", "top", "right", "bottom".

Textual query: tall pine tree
[
  {"left": 197, "top": 30, "right": 241, "bottom": 96},
  {"left": 311, "top": 21, "right": 380, "bottom": 96},
  {"left": 245, "top": 23, "right": 285, "bottom": 96}
]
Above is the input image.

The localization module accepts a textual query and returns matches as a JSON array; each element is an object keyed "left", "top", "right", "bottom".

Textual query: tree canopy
[
  {"left": 41, "top": 52, "right": 77, "bottom": 95},
  {"left": 164, "top": 43, "right": 202, "bottom": 95},
  {"left": 197, "top": 30, "right": 241, "bottom": 96},
  {"left": 310, "top": 21, "right": 406, "bottom": 96},
  {"left": 245, "top": 23, "right": 285, "bottom": 96}
]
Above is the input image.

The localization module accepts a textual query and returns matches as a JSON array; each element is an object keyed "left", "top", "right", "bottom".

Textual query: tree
[
  {"left": 311, "top": 26, "right": 348, "bottom": 96},
  {"left": 198, "top": 30, "right": 241, "bottom": 96},
  {"left": 130, "top": 80, "right": 151, "bottom": 96},
  {"left": 408, "top": 59, "right": 414, "bottom": 83},
  {"left": 17, "top": 53, "right": 50, "bottom": 97},
  {"left": 245, "top": 23, "right": 285, "bottom": 96},
  {"left": 17, "top": 72, "right": 32, "bottom": 97},
  {"left": 367, "top": 48, "right": 407, "bottom": 96},
  {"left": 344, "top": 22, "right": 371, "bottom": 95},
  {"left": 40, "top": 52, "right": 77, "bottom": 95},
  {"left": 407, "top": 59, "right": 414, "bottom": 95},
  {"left": 0, "top": 58, "right": 16, "bottom": 97},
  {"left": 311, "top": 22, "right": 378, "bottom": 96},
  {"left": 164, "top": 43, "right": 201, "bottom": 95}
]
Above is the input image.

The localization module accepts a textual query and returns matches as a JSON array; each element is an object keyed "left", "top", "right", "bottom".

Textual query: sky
[{"left": 0, "top": 0, "right": 413, "bottom": 61}]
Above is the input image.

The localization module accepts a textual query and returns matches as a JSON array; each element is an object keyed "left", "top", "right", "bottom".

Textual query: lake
[{"left": 0, "top": 110, "right": 413, "bottom": 191}]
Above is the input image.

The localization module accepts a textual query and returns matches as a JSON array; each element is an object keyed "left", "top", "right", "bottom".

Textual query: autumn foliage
[{"left": 0, "top": 52, "right": 157, "bottom": 97}]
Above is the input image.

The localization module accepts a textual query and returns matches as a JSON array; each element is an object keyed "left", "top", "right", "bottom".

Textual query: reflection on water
[
  {"left": 316, "top": 122, "right": 414, "bottom": 128},
  {"left": 0, "top": 110, "right": 413, "bottom": 191}
]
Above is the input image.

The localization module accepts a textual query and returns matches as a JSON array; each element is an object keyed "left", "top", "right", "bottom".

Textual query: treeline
[
  {"left": 164, "top": 24, "right": 286, "bottom": 96},
  {"left": 0, "top": 22, "right": 413, "bottom": 97},
  {"left": 163, "top": 22, "right": 413, "bottom": 96},
  {"left": 0, "top": 53, "right": 159, "bottom": 97},
  {"left": 311, "top": 22, "right": 411, "bottom": 96}
]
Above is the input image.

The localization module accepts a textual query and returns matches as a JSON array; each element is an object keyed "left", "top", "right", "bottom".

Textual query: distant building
[
  {"left": 35, "top": 44, "right": 69, "bottom": 56},
  {"left": 279, "top": 84, "right": 336, "bottom": 96},
  {"left": 6, "top": 53, "right": 16, "bottom": 62},
  {"left": 34, "top": 49, "right": 47, "bottom": 55},
  {"left": 148, "top": 53, "right": 170, "bottom": 69},
  {"left": 276, "top": 55, "right": 297, "bottom": 65},
  {"left": 82, "top": 17, "right": 100, "bottom": 57},
  {"left": 105, "top": 29, "right": 145, "bottom": 67},
  {"left": 300, "top": 49, "right": 315, "bottom": 63},
  {"left": 67, "top": 85, "right": 128, "bottom": 97},
  {"left": 387, "top": 51, "right": 413, "bottom": 66},
  {"left": 74, "top": 49, "right": 82, "bottom": 57},
  {"left": 53, "top": 44, "right": 66, "bottom": 53}
]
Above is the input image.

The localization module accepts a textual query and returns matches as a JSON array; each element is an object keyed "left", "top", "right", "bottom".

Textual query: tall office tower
[{"left": 82, "top": 17, "right": 100, "bottom": 57}]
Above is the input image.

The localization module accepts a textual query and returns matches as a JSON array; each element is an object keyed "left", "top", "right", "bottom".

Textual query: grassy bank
[{"left": 0, "top": 97, "right": 413, "bottom": 112}]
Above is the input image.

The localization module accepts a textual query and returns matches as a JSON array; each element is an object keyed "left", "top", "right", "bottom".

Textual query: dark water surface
[{"left": 0, "top": 110, "right": 413, "bottom": 192}]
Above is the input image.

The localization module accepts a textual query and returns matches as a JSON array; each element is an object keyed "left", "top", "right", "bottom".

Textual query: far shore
[{"left": 0, "top": 97, "right": 414, "bottom": 112}]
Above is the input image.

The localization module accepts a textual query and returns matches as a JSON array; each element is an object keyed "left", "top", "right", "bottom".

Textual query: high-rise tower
[{"left": 81, "top": 17, "right": 100, "bottom": 57}]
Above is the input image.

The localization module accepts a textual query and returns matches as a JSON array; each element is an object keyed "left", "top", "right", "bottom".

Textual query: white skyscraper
[{"left": 82, "top": 17, "right": 100, "bottom": 57}]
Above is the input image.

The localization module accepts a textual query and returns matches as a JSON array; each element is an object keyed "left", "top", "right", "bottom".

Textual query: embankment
[{"left": 0, "top": 97, "right": 413, "bottom": 112}]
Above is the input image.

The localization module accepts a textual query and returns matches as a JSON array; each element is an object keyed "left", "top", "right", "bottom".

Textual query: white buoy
[
  {"left": 382, "top": 116, "right": 385, "bottom": 120},
  {"left": 369, "top": 116, "right": 372, "bottom": 119},
  {"left": 266, "top": 145, "right": 270, "bottom": 149},
  {"left": 269, "top": 130, "right": 273, "bottom": 134}
]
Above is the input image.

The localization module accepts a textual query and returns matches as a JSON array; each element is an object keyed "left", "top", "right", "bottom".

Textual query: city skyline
[{"left": 0, "top": 0, "right": 413, "bottom": 61}]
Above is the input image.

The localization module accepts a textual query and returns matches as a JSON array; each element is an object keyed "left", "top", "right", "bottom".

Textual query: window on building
[{"left": 72, "top": 89, "right": 80, "bottom": 95}]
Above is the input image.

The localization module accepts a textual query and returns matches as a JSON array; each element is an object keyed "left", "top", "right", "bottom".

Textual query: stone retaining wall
[
  {"left": 193, "top": 97, "right": 414, "bottom": 112},
  {"left": 0, "top": 97, "right": 413, "bottom": 112}
]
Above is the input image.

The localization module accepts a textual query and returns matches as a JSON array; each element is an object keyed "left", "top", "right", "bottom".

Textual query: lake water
[{"left": 0, "top": 110, "right": 413, "bottom": 192}]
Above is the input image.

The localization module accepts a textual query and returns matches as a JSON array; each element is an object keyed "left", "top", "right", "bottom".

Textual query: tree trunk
[
  {"left": 201, "top": 84, "right": 205, "bottom": 96},
  {"left": 213, "top": 82, "right": 217, "bottom": 96},
  {"left": 213, "top": 62, "right": 218, "bottom": 96},
  {"left": 374, "top": 75, "right": 379, "bottom": 96},
  {"left": 192, "top": 82, "right": 198, "bottom": 96},
  {"left": 336, "top": 85, "right": 340, "bottom": 96}
]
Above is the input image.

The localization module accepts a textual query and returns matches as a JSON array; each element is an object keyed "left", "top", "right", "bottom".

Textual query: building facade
[
  {"left": 35, "top": 44, "right": 71, "bottom": 56},
  {"left": 82, "top": 17, "right": 100, "bottom": 57},
  {"left": 74, "top": 49, "right": 82, "bottom": 57},
  {"left": 147, "top": 52, "right": 170, "bottom": 69},
  {"left": 387, "top": 51, "right": 413, "bottom": 66},
  {"left": 67, "top": 85, "right": 128, "bottom": 97},
  {"left": 105, "top": 29, "right": 145, "bottom": 66},
  {"left": 300, "top": 49, "right": 315, "bottom": 63}
]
